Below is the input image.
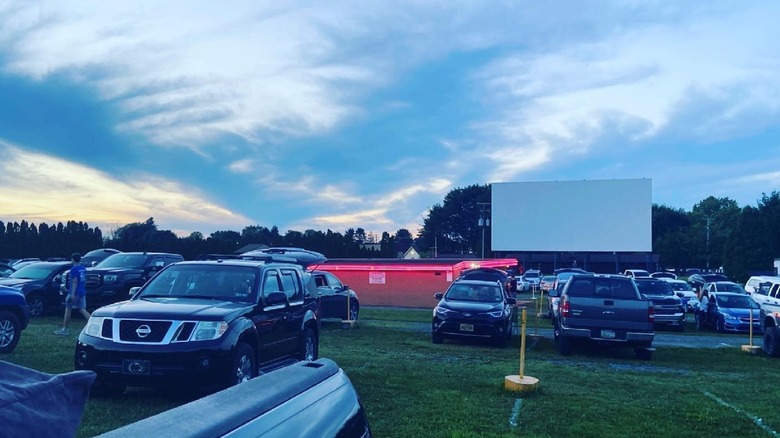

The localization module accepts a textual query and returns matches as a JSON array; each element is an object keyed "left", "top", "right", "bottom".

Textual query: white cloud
[
  {"left": 227, "top": 159, "right": 255, "bottom": 174},
  {"left": 0, "top": 142, "right": 251, "bottom": 234}
]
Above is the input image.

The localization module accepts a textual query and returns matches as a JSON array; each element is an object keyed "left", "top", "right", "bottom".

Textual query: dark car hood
[
  {"left": 439, "top": 299, "right": 504, "bottom": 313},
  {"left": 87, "top": 267, "right": 143, "bottom": 275},
  {"left": 93, "top": 297, "right": 252, "bottom": 320},
  {"left": 0, "top": 278, "right": 43, "bottom": 289},
  {"left": 645, "top": 295, "right": 682, "bottom": 305}
]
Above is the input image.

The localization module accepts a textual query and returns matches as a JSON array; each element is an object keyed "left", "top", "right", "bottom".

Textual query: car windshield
[
  {"left": 524, "top": 272, "right": 540, "bottom": 279},
  {"left": 631, "top": 270, "right": 650, "bottom": 276},
  {"left": 703, "top": 274, "right": 728, "bottom": 282},
  {"left": 445, "top": 284, "right": 503, "bottom": 303},
  {"left": 716, "top": 295, "right": 757, "bottom": 309},
  {"left": 668, "top": 282, "right": 692, "bottom": 292},
  {"left": 139, "top": 264, "right": 258, "bottom": 303},
  {"left": 97, "top": 254, "right": 149, "bottom": 269},
  {"left": 9, "top": 263, "right": 59, "bottom": 280},
  {"left": 718, "top": 283, "right": 745, "bottom": 293},
  {"left": 635, "top": 280, "right": 674, "bottom": 296},
  {"left": 542, "top": 276, "right": 556, "bottom": 282}
]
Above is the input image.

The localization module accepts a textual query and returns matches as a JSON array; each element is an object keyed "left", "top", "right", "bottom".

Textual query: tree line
[{"left": 2, "top": 187, "right": 778, "bottom": 282}]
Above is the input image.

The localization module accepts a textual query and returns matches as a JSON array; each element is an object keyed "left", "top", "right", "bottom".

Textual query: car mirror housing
[
  {"left": 265, "top": 291, "right": 288, "bottom": 307},
  {"left": 129, "top": 286, "right": 141, "bottom": 297},
  {"left": 434, "top": 293, "right": 444, "bottom": 300},
  {"left": 506, "top": 297, "right": 516, "bottom": 305}
]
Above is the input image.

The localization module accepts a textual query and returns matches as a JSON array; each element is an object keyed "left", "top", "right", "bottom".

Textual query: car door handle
[{"left": 603, "top": 311, "right": 615, "bottom": 315}]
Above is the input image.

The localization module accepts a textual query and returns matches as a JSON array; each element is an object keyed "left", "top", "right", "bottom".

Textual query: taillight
[
  {"left": 648, "top": 303, "right": 654, "bottom": 323},
  {"left": 561, "top": 298, "right": 570, "bottom": 317}
]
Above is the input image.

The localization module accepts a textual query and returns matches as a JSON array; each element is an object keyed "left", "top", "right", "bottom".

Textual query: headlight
[
  {"left": 487, "top": 310, "right": 504, "bottom": 318},
  {"left": 435, "top": 307, "right": 452, "bottom": 317},
  {"left": 104, "top": 274, "right": 118, "bottom": 283},
  {"left": 84, "top": 317, "right": 104, "bottom": 338},
  {"left": 191, "top": 321, "right": 229, "bottom": 341},
  {"left": 724, "top": 313, "right": 738, "bottom": 320}
]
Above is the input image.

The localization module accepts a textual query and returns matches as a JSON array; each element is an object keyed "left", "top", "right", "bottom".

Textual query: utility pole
[
  {"left": 477, "top": 203, "right": 490, "bottom": 259},
  {"left": 705, "top": 216, "right": 712, "bottom": 270}
]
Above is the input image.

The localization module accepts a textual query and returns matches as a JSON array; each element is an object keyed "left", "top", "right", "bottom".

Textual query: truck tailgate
[{"left": 567, "top": 297, "right": 652, "bottom": 332}]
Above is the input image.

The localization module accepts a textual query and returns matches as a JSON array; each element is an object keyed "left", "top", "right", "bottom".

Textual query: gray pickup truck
[
  {"left": 555, "top": 274, "right": 655, "bottom": 360},
  {"left": 759, "top": 287, "right": 780, "bottom": 357}
]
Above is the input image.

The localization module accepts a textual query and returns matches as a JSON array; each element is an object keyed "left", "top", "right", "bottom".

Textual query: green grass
[{"left": 4, "top": 310, "right": 780, "bottom": 437}]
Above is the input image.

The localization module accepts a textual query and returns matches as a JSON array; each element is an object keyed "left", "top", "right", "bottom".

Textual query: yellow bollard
[
  {"left": 741, "top": 305, "right": 760, "bottom": 354},
  {"left": 342, "top": 292, "right": 356, "bottom": 329},
  {"left": 504, "top": 308, "right": 540, "bottom": 392}
]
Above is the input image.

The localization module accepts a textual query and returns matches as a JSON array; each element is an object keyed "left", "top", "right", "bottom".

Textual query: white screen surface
[{"left": 491, "top": 179, "right": 652, "bottom": 252}]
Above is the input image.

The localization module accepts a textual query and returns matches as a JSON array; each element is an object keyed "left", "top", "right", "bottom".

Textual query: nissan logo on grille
[{"left": 136, "top": 325, "right": 152, "bottom": 338}]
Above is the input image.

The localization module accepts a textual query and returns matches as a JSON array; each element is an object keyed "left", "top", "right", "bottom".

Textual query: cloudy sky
[{"left": 1, "top": 1, "right": 778, "bottom": 237}]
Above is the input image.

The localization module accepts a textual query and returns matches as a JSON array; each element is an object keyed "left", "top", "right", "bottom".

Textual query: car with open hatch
[
  {"left": 74, "top": 251, "right": 325, "bottom": 395},
  {"left": 431, "top": 279, "right": 517, "bottom": 347}
]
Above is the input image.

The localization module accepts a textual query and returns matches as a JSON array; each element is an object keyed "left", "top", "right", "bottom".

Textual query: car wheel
[
  {"left": 230, "top": 343, "right": 256, "bottom": 385},
  {"left": 558, "top": 335, "right": 572, "bottom": 356},
  {"left": 298, "top": 328, "right": 318, "bottom": 361},
  {"left": 763, "top": 327, "right": 780, "bottom": 357},
  {"left": 91, "top": 380, "right": 126, "bottom": 397},
  {"left": 27, "top": 293, "right": 45, "bottom": 317},
  {"left": 348, "top": 301, "right": 359, "bottom": 322},
  {"left": 716, "top": 317, "right": 726, "bottom": 333},
  {"left": 432, "top": 332, "right": 443, "bottom": 344},
  {"left": 634, "top": 348, "right": 652, "bottom": 361},
  {"left": 0, "top": 310, "right": 21, "bottom": 354}
]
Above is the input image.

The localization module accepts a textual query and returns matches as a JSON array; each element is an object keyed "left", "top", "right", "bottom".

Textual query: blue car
[{"left": 696, "top": 292, "right": 762, "bottom": 333}]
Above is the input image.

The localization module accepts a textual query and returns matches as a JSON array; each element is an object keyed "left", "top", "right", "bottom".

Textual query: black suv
[
  {"left": 75, "top": 251, "right": 325, "bottom": 394},
  {"left": 634, "top": 277, "right": 685, "bottom": 331},
  {"left": 83, "top": 252, "right": 184, "bottom": 308},
  {"left": 0, "top": 285, "right": 30, "bottom": 353},
  {"left": 432, "top": 279, "right": 517, "bottom": 347}
]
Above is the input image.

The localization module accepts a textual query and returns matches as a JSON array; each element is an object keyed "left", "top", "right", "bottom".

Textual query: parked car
[
  {"left": 623, "top": 269, "right": 651, "bottom": 278},
  {"left": 80, "top": 248, "right": 121, "bottom": 267},
  {"left": 313, "top": 270, "right": 359, "bottom": 321},
  {"left": 555, "top": 274, "right": 655, "bottom": 359},
  {"left": 81, "top": 252, "right": 184, "bottom": 308},
  {"left": 705, "top": 281, "right": 747, "bottom": 295},
  {"left": 662, "top": 279, "right": 699, "bottom": 312},
  {"left": 0, "top": 261, "right": 71, "bottom": 317},
  {"left": 100, "top": 358, "right": 372, "bottom": 438},
  {"left": 760, "top": 294, "right": 780, "bottom": 357},
  {"left": 75, "top": 251, "right": 326, "bottom": 394},
  {"left": 520, "top": 269, "right": 542, "bottom": 292},
  {"left": 0, "top": 285, "right": 30, "bottom": 354},
  {"left": 0, "top": 263, "right": 16, "bottom": 278},
  {"left": 748, "top": 277, "right": 780, "bottom": 309},
  {"left": 540, "top": 275, "right": 557, "bottom": 293},
  {"left": 696, "top": 292, "right": 761, "bottom": 333},
  {"left": 10, "top": 258, "right": 41, "bottom": 267},
  {"left": 650, "top": 271, "right": 677, "bottom": 280},
  {"left": 634, "top": 278, "right": 685, "bottom": 331},
  {"left": 432, "top": 279, "right": 517, "bottom": 347}
]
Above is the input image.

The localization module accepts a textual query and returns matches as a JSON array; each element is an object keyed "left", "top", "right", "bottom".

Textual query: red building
[{"left": 313, "top": 258, "right": 517, "bottom": 308}]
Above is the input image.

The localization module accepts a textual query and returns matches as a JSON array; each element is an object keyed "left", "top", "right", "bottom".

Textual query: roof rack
[{"left": 240, "top": 247, "right": 327, "bottom": 268}]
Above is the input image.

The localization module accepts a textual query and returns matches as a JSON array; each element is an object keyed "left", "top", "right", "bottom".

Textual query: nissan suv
[
  {"left": 83, "top": 252, "right": 183, "bottom": 308},
  {"left": 75, "top": 250, "right": 325, "bottom": 394}
]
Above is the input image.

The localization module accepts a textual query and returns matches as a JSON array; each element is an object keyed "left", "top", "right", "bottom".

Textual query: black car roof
[{"left": 241, "top": 248, "right": 327, "bottom": 268}]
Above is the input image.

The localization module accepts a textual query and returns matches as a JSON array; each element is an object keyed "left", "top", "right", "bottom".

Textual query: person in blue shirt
[{"left": 54, "top": 253, "right": 91, "bottom": 336}]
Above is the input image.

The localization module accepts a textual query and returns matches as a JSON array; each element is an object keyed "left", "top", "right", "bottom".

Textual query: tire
[
  {"left": 348, "top": 301, "right": 359, "bottom": 322},
  {"left": 298, "top": 328, "right": 318, "bottom": 361},
  {"left": 229, "top": 343, "right": 255, "bottom": 386},
  {"left": 0, "top": 311, "right": 21, "bottom": 354},
  {"left": 763, "top": 326, "right": 780, "bottom": 357},
  {"left": 27, "top": 293, "right": 45, "bottom": 317},
  {"left": 91, "top": 381, "right": 126, "bottom": 397},
  {"left": 635, "top": 348, "right": 652, "bottom": 360},
  {"left": 716, "top": 317, "right": 726, "bottom": 333},
  {"left": 558, "top": 335, "right": 572, "bottom": 356},
  {"left": 552, "top": 319, "right": 560, "bottom": 343}
]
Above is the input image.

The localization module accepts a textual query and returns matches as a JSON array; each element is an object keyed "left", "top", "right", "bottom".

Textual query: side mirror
[
  {"left": 129, "top": 286, "right": 141, "bottom": 297},
  {"left": 265, "top": 291, "right": 288, "bottom": 307},
  {"left": 434, "top": 293, "right": 444, "bottom": 300},
  {"left": 676, "top": 292, "right": 684, "bottom": 298},
  {"left": 548, "top": 290, "right": 558, "bottom": 297},
  {"left": 506, "top": 297, "right": 517, "bottom": 305}
]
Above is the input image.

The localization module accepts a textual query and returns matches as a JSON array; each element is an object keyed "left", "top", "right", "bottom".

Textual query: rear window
[
  {"left": 635, "top": 280, "right": 674, "bottom": 296},
  {"left": 566, "top": 277, "right": 638, "bottom": 299}
]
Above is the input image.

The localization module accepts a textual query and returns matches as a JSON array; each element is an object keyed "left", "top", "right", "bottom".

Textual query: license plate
[
  {"left": 601, "top": 330, "right": 615, "bottom": 339},
  {"left": 460, "top": 324, "right": 474, "bottom": 332},
  {"left": 122, "top": 359, "right": 150, "bottom": 375}
]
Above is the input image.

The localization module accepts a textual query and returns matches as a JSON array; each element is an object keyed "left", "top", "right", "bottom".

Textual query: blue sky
[{"left": 1, "top": 1, "right": 779, "bottom": 237}]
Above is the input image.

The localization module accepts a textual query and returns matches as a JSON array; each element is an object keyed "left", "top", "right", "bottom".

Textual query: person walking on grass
[{"left": 54, "top": 253, "right": 90, "bottom": 335}]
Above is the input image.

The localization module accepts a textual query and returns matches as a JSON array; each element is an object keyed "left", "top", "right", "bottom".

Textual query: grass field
[{"left": 3, "top": 307, "right": 779, "bottom": 438}]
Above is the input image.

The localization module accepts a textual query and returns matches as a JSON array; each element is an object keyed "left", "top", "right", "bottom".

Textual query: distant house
[{"left": 403, "top": 246, "right": 421, "bottom": 259}]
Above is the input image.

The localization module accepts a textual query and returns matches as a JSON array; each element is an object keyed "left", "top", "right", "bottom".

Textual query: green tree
[{"left": 417, "top": 184, "right": 490, "bottom": 255}]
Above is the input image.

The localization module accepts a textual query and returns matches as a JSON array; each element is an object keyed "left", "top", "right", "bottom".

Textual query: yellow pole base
[
  {"left": 741, "top": 345, "right": 760, "bottom": 354},
  {"left": 504, "top": 375, "right": 540, "bottom": 393}
]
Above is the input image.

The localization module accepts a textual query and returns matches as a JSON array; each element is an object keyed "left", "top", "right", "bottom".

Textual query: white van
[{"left": 747, "top": 276, "right": 780, "bottom": 307}]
